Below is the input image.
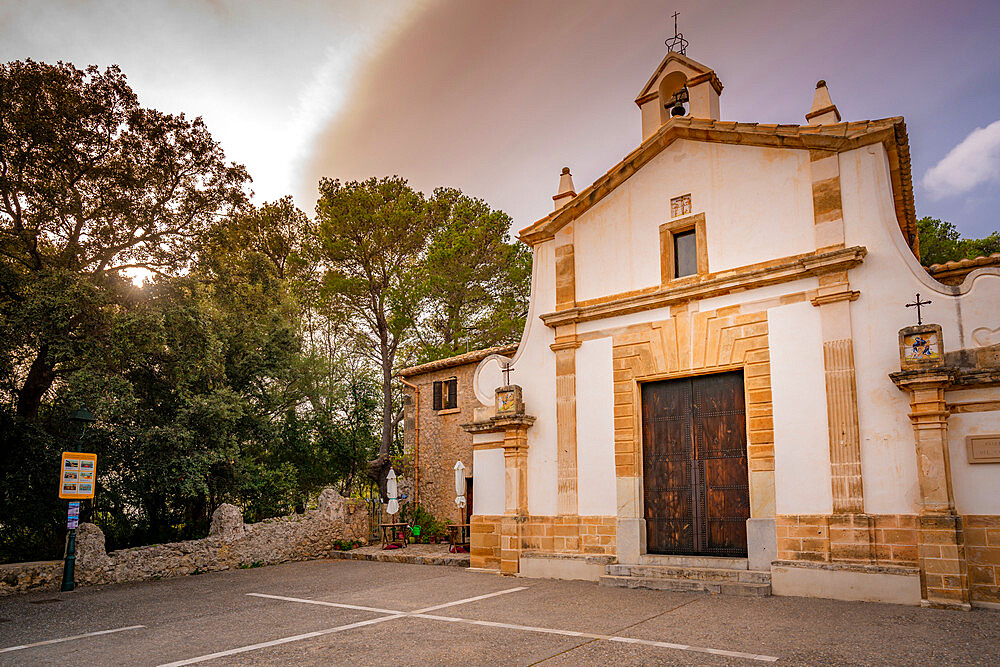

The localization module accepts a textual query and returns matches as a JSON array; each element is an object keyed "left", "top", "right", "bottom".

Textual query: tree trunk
[
  {"left": 16, "top": 346, "right": 56, "bottom": 420},
  {"left": 367, "top": 327, "right": 396, "bottom": 502}
]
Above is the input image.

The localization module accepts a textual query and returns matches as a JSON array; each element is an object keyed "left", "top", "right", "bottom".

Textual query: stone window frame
[{"left": 659, "top": 212, "right": 708, "bottom": 283}]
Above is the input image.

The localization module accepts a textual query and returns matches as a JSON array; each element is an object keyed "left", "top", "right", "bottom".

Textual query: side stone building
[{"left": 398, "top": 344, "right": 518, "bottom": 525}]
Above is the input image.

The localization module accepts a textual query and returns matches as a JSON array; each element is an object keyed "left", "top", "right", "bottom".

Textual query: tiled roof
[
  {"left": 397, "top": 343, "right": 519, "bottom": 378},
  {"left": 927, "top": 253, "right": 1000, "bottom": 273}
]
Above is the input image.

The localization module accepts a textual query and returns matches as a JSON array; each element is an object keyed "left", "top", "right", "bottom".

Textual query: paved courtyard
[{"left": 1, "top": 559, "right": 998, "bottom": 665}]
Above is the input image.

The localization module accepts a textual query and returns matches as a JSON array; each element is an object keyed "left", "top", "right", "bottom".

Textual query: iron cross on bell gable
[
  {"left": 905, "top": 293, "right": 932, "bottom": 325},
  {"left": 502, "top": 361, "right": 514, "bottom": 386}
]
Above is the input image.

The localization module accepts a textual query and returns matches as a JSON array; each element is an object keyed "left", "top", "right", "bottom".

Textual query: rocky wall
[{"left": 1, "top": 488, "right": 367, "bottom": 596}]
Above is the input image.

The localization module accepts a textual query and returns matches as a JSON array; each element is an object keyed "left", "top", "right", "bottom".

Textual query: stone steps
[
  {"left": 600, "top": 555, "right": 770, "bottom": 597},
  {"left": 638, "top": 554, "right": 748, "bottom": 570},
  {"left": 599, "top": 573, "right": 771, "bottom": 596},
  {"left": 606, "top": 563, "right": 770, "bottom": 584}
]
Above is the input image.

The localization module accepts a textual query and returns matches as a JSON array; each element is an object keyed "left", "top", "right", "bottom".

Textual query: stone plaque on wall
[{"left": 967, "top": 435, "right": 1000, "bottom": 464}]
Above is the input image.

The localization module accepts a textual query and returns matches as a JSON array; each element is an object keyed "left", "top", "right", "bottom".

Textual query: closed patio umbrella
[
  {"left": 386, "top": 468, "right": 399, "bottom": 516},
  {"left": 454, "top": 460, "right": 467, "bottom": 508}
]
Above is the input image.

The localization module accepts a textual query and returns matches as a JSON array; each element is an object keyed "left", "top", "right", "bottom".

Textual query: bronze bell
[{"left": 670, "top": 103, "right": 686, "bottom": 117}]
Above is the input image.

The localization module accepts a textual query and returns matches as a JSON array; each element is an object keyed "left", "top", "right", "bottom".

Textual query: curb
[{"left": 328, "top": 549, "right": 470, "bottom": 568}]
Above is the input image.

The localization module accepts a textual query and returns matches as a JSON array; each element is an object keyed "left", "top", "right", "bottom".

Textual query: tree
[
  {"left": 312, "top": 176, "right": 440, "bottom": 498},
  {"left": 0, "top": 59, "right": 249, "bottom": 422},
  {"left": 415, "top": 188, "right": 531, "bottom": 363},
  {"left": 917, "top": 216, "right": 1000, "bottom": 267}
]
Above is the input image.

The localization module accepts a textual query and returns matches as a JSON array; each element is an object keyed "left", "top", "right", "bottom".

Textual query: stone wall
[
  {"left": 776, "top": 514, "right": 919, "bottom": 566},
  {"left": 402, "top": 363, "right": 479, "bottom": 524},
  {"left": 470, "top": 514, "right": 617, "bottom": 573},
  {"left": 0, "top": 488, "right": 366, "bottom": 596},
  {"left": 965, "top": 515, "right": 1000, "bottom": 605}
]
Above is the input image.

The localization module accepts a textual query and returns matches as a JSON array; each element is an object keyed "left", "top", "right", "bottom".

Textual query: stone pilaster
[
  {"left": 811, "top": 276, "right": 865, "bottom": 516},
  {"left": 464, "top": 412, "right": 535, "bottom": 575},
  {"left": 503, "top": 425, "right": 529, "bottom": 515},
  {"left": 823, "top": 338, "right": 865, "bottom": 514},
  {"left": 554, "top": 242, "right": 575, "bottom": 311},
  {"left": 500, "top": 423, "right": 530, "bottom": 574},
  {"left": 891, "top": 370, "right": 971, "bottom": 609},
  {"left": 552, "top": 333, "right": 581, "bottom": 517}
]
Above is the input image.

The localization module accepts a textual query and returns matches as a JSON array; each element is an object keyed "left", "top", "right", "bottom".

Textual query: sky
[{"left": 2, "top": 0, "right": 1000, "bottom": 239}]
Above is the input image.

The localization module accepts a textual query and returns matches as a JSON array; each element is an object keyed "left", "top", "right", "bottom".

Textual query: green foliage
[
  {"left": 406, "top": 503, "right": 450, "bottom": 541},
  {"left": 0, "top": 59, "right": 249, "bottom": 421},
  {"left": 414, "top": 188, "right": 531, "bottom": 363},
  {"left": 331, "top": 538, "right": 362, "bottom": 551},
  {"left": 917, "top": 217, "right": 1000, "bottom": 267},
  {"left": 239, "top": 560, "right": 265, "bottom": 569},
  {"left": 0, "top": 59, "right": 527, "bottom": 564},
  {"left": 311, "top": 176, "right": 440, "bottom": 497},
  {"left": 310, "top": 180, "right": 532, "bottom": 498}
]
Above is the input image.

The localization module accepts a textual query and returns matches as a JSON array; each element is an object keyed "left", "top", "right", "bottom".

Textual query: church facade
[{"left": 459, "top": 48, "right": 1000, "bottom": 609}]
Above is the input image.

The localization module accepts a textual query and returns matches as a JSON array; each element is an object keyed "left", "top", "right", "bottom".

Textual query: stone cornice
[
  {"left": 891, "top": 366, "right": 1000, "bottom": 390},
  {"left": 805, "top": 104, "right": 842, "bottom": 123},
  {"left": 889, "top": 368, "right": 959, "bottom": 389},
  {"left": 685, "top": 70, "right": 724, "bottom": 95},
  {"left": 540, "top": 246, "right": 867, "bottom": 328},
  {"left": 461, "top": 414, "right": 536, "bottom": 435},
  {"left": 810, "top": 289, "right": 860, "bottom": 307}
]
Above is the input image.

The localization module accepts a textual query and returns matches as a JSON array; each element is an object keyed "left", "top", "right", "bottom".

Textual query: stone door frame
[{"left": 611, "top": 307, "right": 775, "bottom": 568}]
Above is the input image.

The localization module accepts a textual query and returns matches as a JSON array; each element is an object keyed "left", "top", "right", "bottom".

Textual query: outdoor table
[
  {"left": 380, "top": 522, "right": 410, "bottom": 549},
  {"left": 448, "top": 523, "right": 470, "bottom": 552}
]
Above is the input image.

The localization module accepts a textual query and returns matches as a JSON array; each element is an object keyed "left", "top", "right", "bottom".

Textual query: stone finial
[
  {"left": 553, "top": 166, "right": 577, "bottom": 211},
  {"left": 209, "top": 503, "right": 246, "bottom": 542},
  {"left": 806, "top": 79, "right": 842, "bottom": 125}
]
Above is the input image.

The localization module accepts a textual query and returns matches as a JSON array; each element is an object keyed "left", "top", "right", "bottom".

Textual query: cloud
[{"left": 923, "top": 119, "right": 1000, "bottom": 199}]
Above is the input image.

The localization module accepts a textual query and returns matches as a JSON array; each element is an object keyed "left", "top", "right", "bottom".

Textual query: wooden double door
[{"left": 641, "top": 371, "right": 750, "bottom": 557}]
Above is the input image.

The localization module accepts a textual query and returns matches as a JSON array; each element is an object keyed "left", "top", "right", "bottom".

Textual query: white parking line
[
  {"left": 416, "top": 613, "right": 779, "bottom": 662},
  {"left": 160, "top": 587, "right": 530, "bottom": 666},
  {"left": 0, "top": 625, "right": 146, "bottom": 653},
  {"left": 156, "top": 615, "right": 405, "bottom": 666},
  {"left": 167, "top": 586, "right": 779, "bottom": 664},
  {"left": 246, "top": 593, "right": 400, "bottom": 615},
  {"left": 412, "top": 586, "right": 528, "bottom": 613}
]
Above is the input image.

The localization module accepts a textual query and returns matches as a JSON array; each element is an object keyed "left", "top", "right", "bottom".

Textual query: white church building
[{"left": 458, "top": 46, "right": 1000, "bottom": 609}]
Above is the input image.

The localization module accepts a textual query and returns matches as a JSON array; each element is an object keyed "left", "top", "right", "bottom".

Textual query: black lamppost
[{"left": 61, "top": 407, "right": 97, "bottom": 593}]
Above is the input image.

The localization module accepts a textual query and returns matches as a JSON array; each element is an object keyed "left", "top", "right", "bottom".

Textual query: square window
[
  {"left": 660, "top": 212, "right": 707, "bottom": 283},
  {"left": 673, "top": 229, "right": 697, "bottom": 278},
  {"left": 670, "top": 194, "right": 691, "bottom": 218},
  {"left": 433, "top": 378, "right": 458, "bottom": 411}
]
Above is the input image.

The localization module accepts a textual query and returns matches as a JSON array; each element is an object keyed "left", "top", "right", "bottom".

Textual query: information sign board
[{"left": 59, "top": 452, "right": 97, "bottom": 499}]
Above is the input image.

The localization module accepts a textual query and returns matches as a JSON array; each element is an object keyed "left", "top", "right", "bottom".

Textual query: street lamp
[{"left": 69, "top": 407, "right": 97, "bottom": 439}]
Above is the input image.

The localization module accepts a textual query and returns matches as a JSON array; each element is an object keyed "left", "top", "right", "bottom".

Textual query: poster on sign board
[{"left": 59, "top": 452, "right": 97, "bottom": 499}]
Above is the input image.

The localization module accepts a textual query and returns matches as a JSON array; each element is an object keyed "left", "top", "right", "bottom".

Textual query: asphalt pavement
[{"left": 1, "top": 558, "right": 998, "bottom": 665}]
